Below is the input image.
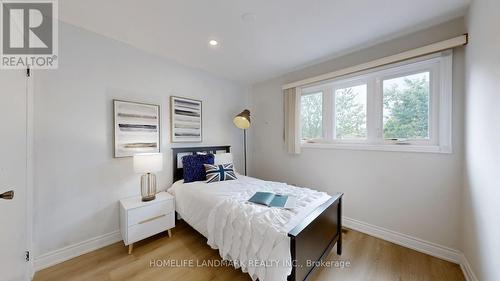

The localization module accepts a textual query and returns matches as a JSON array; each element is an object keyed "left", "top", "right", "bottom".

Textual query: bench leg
[
  {"left": 128, "top": 243, "right": 133, "bottom": 255},
  {"left": 168, "top": 229, "right": 172, "bottom": 237}
]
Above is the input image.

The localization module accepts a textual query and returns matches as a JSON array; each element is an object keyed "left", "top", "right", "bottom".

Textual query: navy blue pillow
[{"left": 182, "top": 154, "right": 214, "bottom": 183}]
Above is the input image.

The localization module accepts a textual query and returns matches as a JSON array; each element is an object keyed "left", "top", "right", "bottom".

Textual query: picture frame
[
  {"left": 170, "top": 96, "right": 202, "bottom": 143},
  {"left": 113, "top": 99, "right": 160, "bottom": 158}
]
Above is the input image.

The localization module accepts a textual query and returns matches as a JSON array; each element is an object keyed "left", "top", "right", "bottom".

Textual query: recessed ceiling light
[
  {"left": 242, "top": 13, "right": 257, "bottom": 22},
  {"left": 208, "top": 39, "right": 219, "bottom": 46}
]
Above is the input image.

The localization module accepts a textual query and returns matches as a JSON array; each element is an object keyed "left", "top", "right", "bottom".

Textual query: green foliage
[
  {"left": 335, "top": 87, "right": 366, "bottom": 139},
  {"left": 300, "top": 93, "right": 322, "bottom": 139},
  {"left": 383, "top": 74, "right": 429, "bottom": 139}
]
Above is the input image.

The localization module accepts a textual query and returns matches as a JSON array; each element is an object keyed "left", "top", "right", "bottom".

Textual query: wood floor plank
[{"left": 34, "top": 221, "right": 465, "bottom": 281}]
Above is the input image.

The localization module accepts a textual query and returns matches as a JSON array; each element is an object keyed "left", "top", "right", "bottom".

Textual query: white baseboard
[
  {"left": 343, "top": 216, "right": 462, "bottom": 263},
  {"left": 460, "top": 254, "right": 479, "bottom": 281},
  {"left": 34, "top": 230, "right": 122, "bottom": 271}
]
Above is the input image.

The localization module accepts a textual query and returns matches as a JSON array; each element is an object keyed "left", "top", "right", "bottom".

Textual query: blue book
[{"left": 248, "top": 192, "right": 296, "bottom": 208}]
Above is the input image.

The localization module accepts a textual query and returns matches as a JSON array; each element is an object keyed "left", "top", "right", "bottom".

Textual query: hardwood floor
[{"left": 34, "top": 221, "right": 465, "bottom": 281}]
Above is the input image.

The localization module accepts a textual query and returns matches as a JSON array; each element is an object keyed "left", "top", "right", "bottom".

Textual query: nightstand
[{"left": 119, "top": 191, "right": 175, "bottom": 254}]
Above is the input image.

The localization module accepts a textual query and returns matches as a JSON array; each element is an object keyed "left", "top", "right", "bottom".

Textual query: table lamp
[{"left": 133, "top": 153, "right": 163, "bottom": 201}]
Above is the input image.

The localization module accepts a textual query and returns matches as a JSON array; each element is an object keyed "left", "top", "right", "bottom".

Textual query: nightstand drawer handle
[{"left": 138, "top": 214, "right": 166, "bottom": 224}]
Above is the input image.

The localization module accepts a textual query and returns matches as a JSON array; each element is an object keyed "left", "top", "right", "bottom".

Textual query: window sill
[{"left": 301, "top": 142, "right": 452, "bottom": 154}]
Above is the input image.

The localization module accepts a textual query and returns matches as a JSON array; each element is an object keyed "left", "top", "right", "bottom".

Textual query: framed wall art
[
  {"left": 113, "top": 99, "right": 160, "bottom": 157},
  {"left": 170, "top": 96, "right": 202, "bottom": 143}
]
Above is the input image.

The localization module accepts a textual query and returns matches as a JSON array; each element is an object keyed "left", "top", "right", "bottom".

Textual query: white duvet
[{"left": 168, "top": 175, "right": 330, "bottom": 281}]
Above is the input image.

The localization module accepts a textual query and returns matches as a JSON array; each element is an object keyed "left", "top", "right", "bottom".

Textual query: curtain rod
[{"left": 282, "top": 34, "right": 468, "bottom": 90}]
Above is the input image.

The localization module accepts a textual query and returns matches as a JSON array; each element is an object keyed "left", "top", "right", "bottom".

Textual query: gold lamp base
[
  {"left": 142, "top": 194, "right": 156, "bottom": 202},
  {"left": 140, "top": 173, "right": 157, "bottom": 202}
]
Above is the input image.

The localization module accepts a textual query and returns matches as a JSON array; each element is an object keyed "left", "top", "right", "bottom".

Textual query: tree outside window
[
  {"left": 335, "top": 85, "right": 367, "bottom": 139},
  {"left": 300, "top": 92, "right": 322, "bottom": 140},
  {"left": 383, "top": 72, "right": 430, "bottom": 140}
]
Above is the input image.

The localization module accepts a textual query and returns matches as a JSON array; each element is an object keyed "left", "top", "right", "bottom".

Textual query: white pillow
[{"left": 214, "top": 153, "right": 233, "bottom": 165}]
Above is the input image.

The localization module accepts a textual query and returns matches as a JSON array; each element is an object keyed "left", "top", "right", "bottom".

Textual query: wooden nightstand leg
[
  {"left": 167, "top": 229, "right": 172, "bottom": 237},
  {"left": 128, "top": 243, "right": 134, "bottom": 255}
]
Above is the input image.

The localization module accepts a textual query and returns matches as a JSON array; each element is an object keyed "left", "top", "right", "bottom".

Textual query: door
[{"left": 0, "top": 70, "right": 28, "bottom": 281}]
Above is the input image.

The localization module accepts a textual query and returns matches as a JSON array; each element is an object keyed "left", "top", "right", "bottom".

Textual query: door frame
[{"left": 26, "top": 69, "right": 35, "bottom": 280}]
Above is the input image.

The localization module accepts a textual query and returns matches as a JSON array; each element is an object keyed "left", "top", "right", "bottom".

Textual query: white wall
[
  {"left": 33, "top": 23, "right": 249, "bottom": 257},
  {"left": 249, "top": 18, "right": 465, "bottom": 250},
  {"left": 463, "top": 0, "right": 500, "bottom": 279}
]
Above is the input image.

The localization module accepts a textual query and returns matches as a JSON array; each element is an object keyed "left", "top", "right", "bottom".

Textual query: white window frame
[{"left": 300, "top": 51, "right": 453, "bottom": 153}]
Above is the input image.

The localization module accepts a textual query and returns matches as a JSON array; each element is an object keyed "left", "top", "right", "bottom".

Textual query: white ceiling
[{"left": 59, "top": 0, "right": 469, "bottom": 84}]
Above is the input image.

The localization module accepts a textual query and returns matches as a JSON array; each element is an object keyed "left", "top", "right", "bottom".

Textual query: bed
[{"left": 170, "top": 146, "right": 343, "bottom": 281}]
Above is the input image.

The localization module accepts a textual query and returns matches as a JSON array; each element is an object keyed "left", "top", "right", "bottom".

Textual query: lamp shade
[
  {"left": 233, "top": 109, "right": 251, "bottom": 129},
  {"left": 133, "top": 153, "right": 163, "bottom": 173}
]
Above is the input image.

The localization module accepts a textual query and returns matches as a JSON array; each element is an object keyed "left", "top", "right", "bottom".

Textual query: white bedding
[{"left": 168, "top": 175, "right": 330, "bottom": 281}]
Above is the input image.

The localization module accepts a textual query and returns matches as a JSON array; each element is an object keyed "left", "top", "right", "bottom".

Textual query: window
[
  {"left": 383, "top": 72, "right": 430, "bottom": 140},
  {"left": 335, "top": 84, "right": 367, "bottom": 140},
  {"left": 299, "top": 52, "right": 452, "bottom": 153},
  {"left": 300, "top": 92, "right": 323, "bottom": 140}
]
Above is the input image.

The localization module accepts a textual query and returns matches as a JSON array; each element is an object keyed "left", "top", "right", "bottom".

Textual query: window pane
[
  {"left": 300, "top": 92, "right": 322, "bottom": 140},
  {"left": 383, "top": 72, "right": 430, "bottom": 140},
  {"left": 335, "top": 84, "right": 367, "bottom": 139}
]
